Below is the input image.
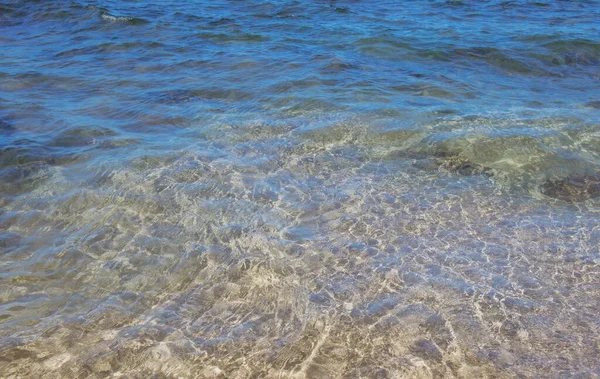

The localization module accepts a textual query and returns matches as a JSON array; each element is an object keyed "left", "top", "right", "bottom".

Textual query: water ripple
[{"left": 1, "top": 0, "right": 600, "bottom": 377}]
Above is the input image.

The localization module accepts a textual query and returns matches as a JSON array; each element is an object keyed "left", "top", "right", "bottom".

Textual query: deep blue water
[{"left": 1, "top": 1, "right": 600, "bottom": 377}]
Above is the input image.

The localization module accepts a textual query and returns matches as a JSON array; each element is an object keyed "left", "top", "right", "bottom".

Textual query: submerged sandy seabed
[{"left": 2, "top": 115, "right": 600, "bottom": 378}]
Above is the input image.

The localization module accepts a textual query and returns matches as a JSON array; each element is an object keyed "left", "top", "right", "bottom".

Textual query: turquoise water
[{"left": 1, "top": 1, "right": 600, "bottom": 377}]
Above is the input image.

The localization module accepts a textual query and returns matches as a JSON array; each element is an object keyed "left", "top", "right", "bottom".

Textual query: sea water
[{"left": 1, "top": 0, "right": 600, "bottom": 377}]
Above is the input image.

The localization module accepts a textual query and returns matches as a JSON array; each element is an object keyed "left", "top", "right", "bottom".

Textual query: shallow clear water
[{"left": 1, "top": 0, "right": 600, "bottom": 377}]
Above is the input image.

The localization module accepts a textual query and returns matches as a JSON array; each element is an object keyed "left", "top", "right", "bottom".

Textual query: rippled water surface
[{"left": 1, "top": 0, "right": 600, "bottom": 377}]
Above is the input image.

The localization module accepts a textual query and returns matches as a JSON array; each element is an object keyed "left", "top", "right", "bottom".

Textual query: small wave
[
  {"left": 196, "top": 31, "right": 269, "bottom": 44},
  {"left": 208, "top": 17, "right": 236, "bottom": 26},
  {"left": 453, "top": 47, "right": 538, "bottom": 74},
  {"left": 314, "top": 56, "right": 359, "bottom": 74},
  {"left": 100, "top": 12, "right": 148, "bottom": 25},
  {"left": 355, "top": 36, "right": 413, "bottom": 58},
  {"left": 50, "top": 126, "right": 117, "bottom": 149},
  {"left": 0, "top": 119, "right": 15, "bottom": 133},
  {"left": 542, "top": 39, "right": 600, "bottom": 66},
  {"left": 1, "top": 141, "right": 55, "bottom": 169}
]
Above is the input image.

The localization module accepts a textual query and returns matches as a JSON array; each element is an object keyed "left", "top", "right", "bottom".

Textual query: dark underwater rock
[
  {"left": 409, "top": 151, "right": 493, "bottom": 178},
  {"left": 540, "top": 174, "right": 600, "bottom": 202},
  {"left": 433, "top": 152, "right": 491, "bottom": 177}
]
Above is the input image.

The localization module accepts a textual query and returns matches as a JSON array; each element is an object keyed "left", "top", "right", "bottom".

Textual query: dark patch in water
[
  {"left": 0, "top": 142, "right": 55, "bottom": 169},
  {"left": 585, "top": 101, "right": 600, "bottom": 109},
  {"left": 0, "top": 139, "right": 81, "bottom": 173},
  {"left": 151, "top": 88, "right": 251, "bottom": 108},
  {"left": 453, "top": 47, "right": 536, "bottom": 74},
  {"left": 333, "top": 6, "right": 351, "bottom": 14},
  {"left": 50, "top": 126, "right": 116, "bottom": 148},
  {"left": 0, "top": 161, "right": 53, "bottom": 195},
  {"left": 154, "top": 89, "right": 200, "bottom": 104},
  {"left": 0, "top": 232, "right": 20, "bottom": 250},
  {"left": 543, "top": 39, "right": 600, "bottom": 66},
  {"left": 433, "top": 152, "right": 491, "bottom": 177},
  {"left": 208, "top": 17, "right": 236, "bottom": 26},
  {"left": 410, "top": 339, "right": 443, "bottom": 362},
  {"left": 322, "top": 59, "right": 357, "bottom": 73},
  {"left": 0, "top": 119, "right": 14, "bottom": 133},
  {"left": 540, "top": 174, "right": 600, "bottom": 202}
]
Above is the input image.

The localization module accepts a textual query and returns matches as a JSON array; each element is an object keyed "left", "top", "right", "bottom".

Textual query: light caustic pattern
[
  {"left": 2, "top": 115, "right": 600, "bottom": 378},
  {"left": 1, "top": 0, "right": 600, "bottom": 377}
]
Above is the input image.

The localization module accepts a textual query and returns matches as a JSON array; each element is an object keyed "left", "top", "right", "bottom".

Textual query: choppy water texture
[{"left": 1, "top": 0, "right": 600, "bottom": 377}]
